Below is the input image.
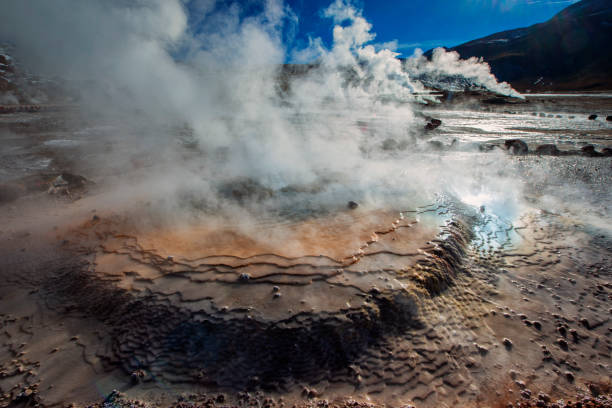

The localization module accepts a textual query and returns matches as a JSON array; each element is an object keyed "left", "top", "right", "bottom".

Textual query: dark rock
[
  {"left": 307, "top": 388, "right": 318, "bottom": 399},
  {"left": 538, "top": 392, "right": 551, "bottom": 402},
  {"left": 347, "top": 201, "right": 359, "bottom": 209},
  {"left": 570, "top": 329, "right": 579, "bottom": 342},
  {"left": 239, "top": 273, "right": 251, "bottom": 282},
  {"left": 602, "top": 148, "right": 612, "bottom": 156},
  {"left": 579, "top": 317, "right": 591, "bottom": 329},
  {"left": 503, "top": 338, "right": 513, "bottom": 349},
  {"left": 533, "top": 321, "right": 542, "bottom": 330},
  {"left": 588, "top": 383, "right": 601, "bottom": 397},
  {"left": 588, "top": 114, "right": 597, "bottom": 120},
  {"left": 565, "top": 371, "right": 574, "bottom": 382},
  {"left": 606, "top": 115, "right": 612, "bottom": 122},
  {"left": 424, "top": 118, "right": 442, "bottom": 130},
  {"left": 535, "top": 144, "right": 560, "bottom": 156},
  {"left": 484, "top": 96, "right": 510, "bottom": 105},
  {"left": 505, "top": 139, "right": 528, "bottom": 155},
  {"left": 557, "top": 338, "right": 569, "bottom": 350},
  {"left": 130, "top": 369, "right": 145, "bottom": 384},
  {"left": 581, "top": 145, "right": 603, "bottom": 157}
]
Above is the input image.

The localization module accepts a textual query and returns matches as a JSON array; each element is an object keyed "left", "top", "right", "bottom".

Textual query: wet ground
[{"left": 0, "top": 95, "right": 611, "bottom": 407}]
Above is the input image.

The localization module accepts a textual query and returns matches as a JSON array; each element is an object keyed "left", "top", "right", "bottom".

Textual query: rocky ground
[{"left": 0, "top": 95, "right": 611, "bottom": 408}]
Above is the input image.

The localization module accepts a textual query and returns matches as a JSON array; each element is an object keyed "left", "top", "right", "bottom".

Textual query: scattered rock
[
  {"left": 505, "top": 139, "right": 528, "bottom": 155},
  {"left": 48, "top": 173, "right": 89, "bottom": 195},
  {"left": 557, "top": 338, "right": 569, "bottom": 350},
  {"left": 443, "top": 373, "right": 466, "bottom": 388},
  {"left": 570, "top": 329, "right": 579, "bottom": 342},
  {"left": 581, "top": 145, "right": 603, "bottom": 158},
  {"left": 580, "top": 317, "right": 591, "bottom": 330},
  {"left": 588, "top": 383, "right": 601, "bottom": 397},
  {"left": 533, "top": 321, "right": 542, "bottom": 330},
  {"left": 475, "top": 343, "right": 489, "bottom": 355},
  {"left": 347, "top": 201, "right": 359, "bottom": 210},
  {"left": 535, "top": 144, "right": 560, "bottom": 156},
  {"left": 538, "top": 392, "right": 551, "bottom": 402},
  {"left": 130, "top": 369, "right": 145, "bottom": 384},
  {"left": 558, "top": 326, "right": 567, "bottom": 337},
  {"left": 425, "top": 118, "right": 442, "bottom": 130}
]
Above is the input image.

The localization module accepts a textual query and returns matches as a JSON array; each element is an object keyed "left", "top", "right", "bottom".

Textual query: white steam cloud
[
  {"left": 405, "top": 47, "right": 523, "bottom": 98},
  {"left": 0, "top": 0, "right": 525, "bottom": 223}
]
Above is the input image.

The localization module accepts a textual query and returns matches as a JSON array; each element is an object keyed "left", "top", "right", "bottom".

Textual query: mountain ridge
[{"left": 426, "top": 0, "right": 612, "bottom": 91}]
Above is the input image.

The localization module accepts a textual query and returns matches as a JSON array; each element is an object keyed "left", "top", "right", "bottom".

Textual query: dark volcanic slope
[{"left": 429, "top": 0, "right": 612, "bottom": 92}]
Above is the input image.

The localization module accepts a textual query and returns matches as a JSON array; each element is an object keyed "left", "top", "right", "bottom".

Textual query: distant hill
[{"left": 427, "top": 0, "right": 612, "bottom": 91}]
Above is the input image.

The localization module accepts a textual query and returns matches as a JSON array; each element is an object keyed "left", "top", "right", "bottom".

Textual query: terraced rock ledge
[{"left": 40, "top": 202, "right": 476, "bottom": 391}]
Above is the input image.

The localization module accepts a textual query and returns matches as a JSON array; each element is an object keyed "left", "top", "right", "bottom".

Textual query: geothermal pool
[{"left": 0, "top": 94, "right": 611, "bottom": 407}]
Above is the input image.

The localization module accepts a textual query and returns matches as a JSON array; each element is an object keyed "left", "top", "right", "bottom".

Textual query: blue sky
[
  {"left": 284, "top": 0, "right": 578, "bottom": 57},
  {"left": 185, "top": 0, "right": 580, "bottom": 61}
]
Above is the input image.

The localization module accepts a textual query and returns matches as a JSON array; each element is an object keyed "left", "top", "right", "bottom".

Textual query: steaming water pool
[{"left": 1, "top": 94, "right": 611, "bottom": 406}]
